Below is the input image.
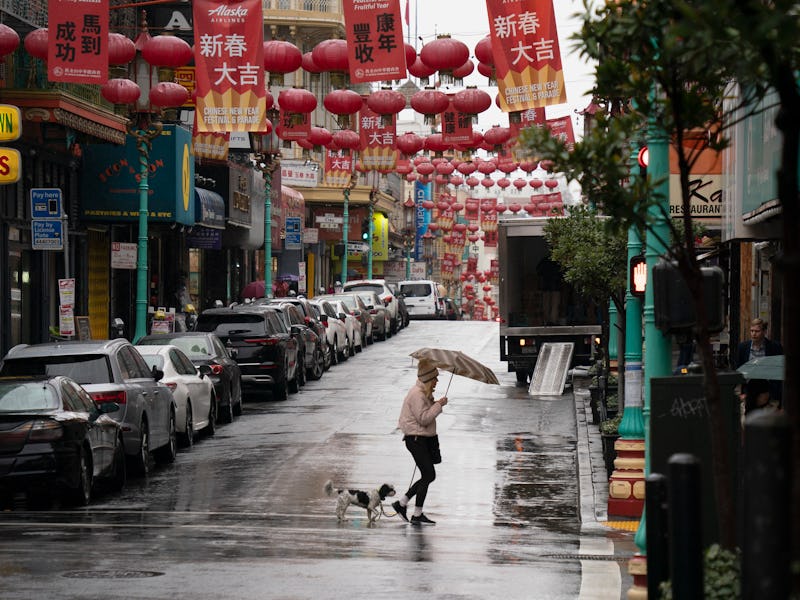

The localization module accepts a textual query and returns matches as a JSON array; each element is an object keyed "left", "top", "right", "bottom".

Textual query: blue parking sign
[
  {"left": 32, "top": 219, "right": 64, "bottom": 250},
  {"left": 31, "top": 188, "right": 62, "bottom": 219}
]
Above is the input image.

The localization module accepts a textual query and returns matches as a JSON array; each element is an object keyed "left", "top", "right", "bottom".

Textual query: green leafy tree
[
  {"left": 521, "top": 0, "right": 799, "bottom": 559},
  {"left": 544, "top": 206, "right": 628, "bottom": 372}
]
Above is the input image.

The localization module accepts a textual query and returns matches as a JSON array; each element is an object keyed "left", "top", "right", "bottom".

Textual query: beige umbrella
[{"left": 410, "top": 347, "right": 499, "bottom": 395}]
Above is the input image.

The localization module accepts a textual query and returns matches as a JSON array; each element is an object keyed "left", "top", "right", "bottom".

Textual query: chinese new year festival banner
[
  {"left": 486, "top": 0, "right": 567, "bottom": 112},
  {"left": 193, "top": 0, "right": 267, "bottom": 133},
  {"left": 343, "top": 0, "right": 407, "bottom": 83},
  {"left": 48, "top": 0, "right": 109, "bottom": 84}
]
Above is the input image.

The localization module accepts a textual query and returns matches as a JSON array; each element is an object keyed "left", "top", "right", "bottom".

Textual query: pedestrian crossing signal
[
  {"left": 361, "top": 218, "right": 369, "bottom": 241},
  {"left": 630, "top": 255, "right": 646, "bottom": 297}
]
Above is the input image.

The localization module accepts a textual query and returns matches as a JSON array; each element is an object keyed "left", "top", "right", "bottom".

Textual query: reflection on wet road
[{"left": 0, "top": 321, "right": 634, "bottom": 599}]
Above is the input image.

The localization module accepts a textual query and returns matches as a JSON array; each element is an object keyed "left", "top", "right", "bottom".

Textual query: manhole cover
[{"left": 62, "top": 570, "right": 164, "bottom": 579}]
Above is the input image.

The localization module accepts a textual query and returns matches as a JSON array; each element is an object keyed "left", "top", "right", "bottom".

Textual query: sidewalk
[{"left": 573, "top": 373, "right": 610, "bottom": 529}]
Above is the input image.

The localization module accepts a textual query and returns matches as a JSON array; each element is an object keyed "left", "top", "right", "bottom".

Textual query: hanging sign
[
  {"left": 486, "top": 0, "right": 567, "bottom": 112},
  {"left": 47, "top": 0, "right": 109, "bottom": 84},
  {"left": 343, "top": 0, "right": 407, "bottom": 83},
  {"left": 193, "top": 0, "right": 266, "bottom": 133},
  {"left": 324, "top": 149, "right": 354, "bottom": 187},
  {"left": 358, "top": 105, "right": 397, "bottom": 172},
  {"left": 442, "top": 100, "right": 472, "bottom": 145}
]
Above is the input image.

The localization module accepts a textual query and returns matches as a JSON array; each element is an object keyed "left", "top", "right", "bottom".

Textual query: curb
[{"left": 574, "top": 377, "right": 609, "bottom": 529}]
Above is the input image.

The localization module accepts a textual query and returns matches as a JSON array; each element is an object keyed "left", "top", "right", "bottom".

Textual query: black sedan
[
  {"left": 0, "top": 376, "right": 126, "bottom": 507},
  {"left": 138, "top": 332, "right": 243, "bottom": 424}
]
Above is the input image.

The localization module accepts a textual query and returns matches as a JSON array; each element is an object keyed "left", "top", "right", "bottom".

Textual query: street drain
[
  {"left": 543, "top": 554, "right": 632, "bottom": 563},
  {"left": 62, "top": 570, "right": 164, "bottom": 579}
]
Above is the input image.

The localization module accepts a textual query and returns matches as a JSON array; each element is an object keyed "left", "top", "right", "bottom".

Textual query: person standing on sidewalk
[{"left": 394, "top": 360, "right": 448, "bottom": 525}]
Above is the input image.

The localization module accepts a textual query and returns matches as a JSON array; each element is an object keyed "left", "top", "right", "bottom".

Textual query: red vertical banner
[
  {"left": 441, "top": 100, "right": 472, "bottom": 145},
  {"left": 324, "top": 149, "right": 354, "bottom": 187},
  {"left": 358, "top": 105, "right": 397, "bottom": 171},
  {"left": 545, "top": 115, "right": 575, "bottom": 150},
  {"left": 48, "top": 0, "right": 108, "bottom": 84},
  {"left": 481, "top": 199, "right": 498, "bottom": 247},
  {"left": 343, "top": 0, "right": 407, "bottom": 83},
  {"left": 193, "top": 0, "right": 266, "bottom": 133},
  {"left": 486, "top": 0, "right": 566, "bottom": 112},
  {"left": 276, "top": 109, "right": 311, "bottom": 140},
  {"left": 509, "top": 106, "right": 546, "bottom": 138}
]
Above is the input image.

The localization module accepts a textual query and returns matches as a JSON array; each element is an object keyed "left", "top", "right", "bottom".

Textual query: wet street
[{"left": 0, "top": 321, "right": 635, "bottom": 599}]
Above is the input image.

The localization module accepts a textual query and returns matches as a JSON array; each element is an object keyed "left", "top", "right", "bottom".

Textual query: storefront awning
[{"left": 195, "top": 188, "right": 226, "bottom": 229}]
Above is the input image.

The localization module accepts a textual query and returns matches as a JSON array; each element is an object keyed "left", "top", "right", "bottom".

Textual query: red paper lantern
[
  {"left": 498, "top": 161, "right": 518, "bottom": 174},
  {"left": 434, "top": 174, "right": 449, "bottom": 185},
  {"left": 395, "top": 132, "right": 423, "bottom": 157},
  {"left": 457, "top": 162, "right": 477, "bottom": 176},
  {"left": 530, "top": 178, "right": 544, "bottom": 189},
  {"left": 323, "top": 89, "right": 363, "bottom": 128},
  {"left": 410, "top": 89, "right": 449, "bottom": 125},
  {"left": 143, "top": 35, "right": 192, "bottom": 68},
  {"left": 523, "top": 203, "right": 536, "bottom": 214},
  {"left": 450, "top": 175, "right": 464, "bottom": 186},
  {"left": 332, "top": 129, "right": 361, "bottom": 150},
  {"left": 483, "top": 125, "right": 512, "bottom": 150},
  {"left": 366, "top": 89, "right": 405, "bottom": 124},
  {"left": 481, "top": 178, "right": 494, "bottom": 188},
  {"left": 302, "top": 51, "right": 323, "bottom": 75},
  {"left": 508, "top": 203, "right": 522, "bottom": 213},
  {"left": 0, "top": 24, "right": 18, "bottom": 58},
  {"left": 408, "top": 57, "right": 436, "bottom": 84},
  {"left": 264, "top": 91, "right": 274, "bottom": 112},
  {"left": 513, "top": 178, "right": 527, "bottom": 190},
  {"left": 474, "top": 36, "right": 494, "bottom": 65},
  {"left": 482, "top": 285, "right": 492, "bottom": 292},
  {"left": 422, "top": 200, "right": 435, "bottom": 210},
  {"left": 419, "top": 35, "right": 469, "bottom": 85},
  {"left": 396, "top": 162, "right": 413, "bottom": 175},
  {"left": 24, "top": 28, "right": 48, "bottom": 60},
  {"left": 416, "top": 162, "right": 435, "bottom": 177},
  {"left": 436, "top": 199, "right": 450, "bottom": 211},
  {"left": 312, "top": 39, "right": 349, "bottom": 72},
  {"left": 477, "top": 161, "right": 496, "bottom": 175},
  {"left": 540, "top": 159, "right": 555, "bottom": 171},
  {"left": 465, "top": 176, "right": 480, "bottom": 188},
  {"left": 452, "top": 87, "right": 491, "bottom": 121},
  {"left": 436, "top": 162, "right": 455, "bottom": 176},
  {"left": 296, "top": 138, "right": 314, "bottom": 151},
  {"left": 545, "top": 179, "right": 559, "bottom": 189},
  {"left": 467, "top": 224, "right": 479, "bottom": 233},
  {"left": 404, "top": 43, "right": 416, "bottom": 68},
  {"left": 424, "top": 133, "right": 451, "bottom": 155},
  {"left": 497, "top": 178, "right": 511, "bottom": 189},
  {"left": 279, "top": 87, "right": 317, "bottom": 113},
  {"left": 452, "top": 59, "right": 475, "bottom": 84},
  {"left": 520, "top": 160, "right": 537, "bottom": 173},
  {"left": 406, "top": 173, "right": 417, "bottom": 182},
  {"left": 100, "top": 78, "right": 141, "bottom": 105},
  {"left": 451, "top": 202, "right": 464, "bottom": 212},
  {"left": 454, "top": 223, "right": 467, "bottom": 232},
  {"left": 477, "top": 61, "right": 496, "bottom": 84},
  {"left": 108, "top": 33, "right": 135, "bottom": 65},
  {"left": 308, "top": 126, "right": 333, "bottom": 148},
  {"left": 495, "top": 202, "right": 507, "bottom": 213},
  {"left": 263, "top": 40, "right": 302, "bottom": 85},
  {"left": 468, "top": 234, "right": 480, "bottom": 243},
  {"left": 149, "top": 82, "right": 189, "bottom": 107},
  {"left": 413, "top": 155, "right": 430, "bottom": 166},
  {"left": 427, "top": 223, "right": 440, "bottom": 232}
]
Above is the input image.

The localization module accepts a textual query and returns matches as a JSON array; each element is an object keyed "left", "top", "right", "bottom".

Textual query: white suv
[{"left": 342, "top": 279, "right": 402, "bottom": 334}]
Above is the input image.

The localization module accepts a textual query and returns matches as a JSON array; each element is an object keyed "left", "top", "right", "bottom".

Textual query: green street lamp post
[{"left": 341, "top": 173, "right": 357, "bottom": 284}]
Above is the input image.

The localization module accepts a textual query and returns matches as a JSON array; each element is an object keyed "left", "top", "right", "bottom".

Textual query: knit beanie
[{"left": 417, "top": 360, "right": 438, "bottom": 383}]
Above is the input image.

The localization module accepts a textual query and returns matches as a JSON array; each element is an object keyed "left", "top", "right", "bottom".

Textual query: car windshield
[
  {"left": 140, "top": 336, "right": 212, "bottom": 358},
  {"left": 0, "top": 355, "right": 113, "bottom": 385},
  {"left": 196, "top": 314, "right": 266, "bottom": 336},
  {"left": 400, "top": 283, "right": 432, "bottom": 297},
  {"left": 0, "top": 381, "right": 58, "bottom": 412},
  {"left": 344, "top": 284, "right": 383, "bottom": 294}
]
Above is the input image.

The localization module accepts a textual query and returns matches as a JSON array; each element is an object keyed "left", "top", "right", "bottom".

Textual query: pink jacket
[{"left": 398, "top": 380, "right": 443, "bottom": 436}]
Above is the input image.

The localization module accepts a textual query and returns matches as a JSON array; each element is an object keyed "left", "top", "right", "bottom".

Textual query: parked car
[
  {"left": 0, "top": 340, "right": 177, "bottom": 476},
  {"left": 135, "top": 345, "right": 217, "bottom": 447},
  {"left": 352, "top": 290, "right": 391, "bottom": 341},
  {"left": 264, "top": 301, "right": 325, "bottom": 383},
  {"left": 137, "top": 332, "right": 242, "bottom": 425},
  {"left": 342, "top": 279, "right": 402, "bottom": 334},
  {"left": 195, "top": 306, "right": 298, "bottom": 401},
  {"left": 398, "top": 279, "right": 442, "bottom": 319},
  {"left": 308, "top": 299, "right": 348, "bottom": 365},
  {"left": 442, "top": 297, "right": 461, "bottom": 321},
  {"left": 262, "top": 296, "right": 331, "bottom": 371},
  {"left": 326, "top": 299, "right": 362, "bottom": 358},
  {"left": 319, "top": 293, "right": 370, "bottom": 349},
  {"left": 0, "top": 375, "right": 127, "bottom": 507}
]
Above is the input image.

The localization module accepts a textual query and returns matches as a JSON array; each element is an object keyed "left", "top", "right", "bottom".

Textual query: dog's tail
[{"left": 323, "top": 480, "right": 335, "bottom": 496}]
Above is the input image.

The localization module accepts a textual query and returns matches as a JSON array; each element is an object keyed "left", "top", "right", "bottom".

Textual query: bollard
[
  {"left": 645, "top": 473, "right": 669, "bottom": 599},
  {"left": 742, "top": 411, "right": 791, "bottom": 600},
  {"left": 668, "top": 453, "right": 703, "bottom": 600}
]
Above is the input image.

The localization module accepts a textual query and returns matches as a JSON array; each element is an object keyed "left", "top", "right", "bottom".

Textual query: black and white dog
[{"left": 324, "top": 480, "right": 396, "bottom": 523}]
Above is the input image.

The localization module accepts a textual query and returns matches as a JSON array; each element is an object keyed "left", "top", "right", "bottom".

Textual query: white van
[{"left": 398, "top": 280, "right": 442, "bottom": 319}]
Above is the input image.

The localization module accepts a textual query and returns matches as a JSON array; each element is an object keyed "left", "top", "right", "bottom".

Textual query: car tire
[
  {"left": 131, "top": 418, "right": 153, "bottom": 477},
  {"left": 289, "top": 357, "right": 301, "bottom": 393},
  {"left": 339, "top": 337, "right": 349, "bottom": 362},
  {"left": 273, "top": 377, "right": 288, "bottom": 401},
  {"left": 330, "top": 337, "right": 340, "bottom": 365},
  {"left": 308, "top": 346, "right": 324, "bottom": 380},
  {"left": 322, "top": 341, "right": 332, "bottom": 371},
  {"left": 109, "top": 435, "right": 127, "bottom": 492},
  {"left": 204, "top": 392, "right": 217, "bottom": 437},
  {"left": 232, "top": 384, "right": 243, "bottom": 417},
  {"left": 219, "top": 392, "right": 234, "bottom": 424},
  {"left": 67, "top": 445, "right": 92, "bottom": 506},
  {"left": 155, "top": 411, "right": 177, "bottom": 464},
  {"left": 297, "top": 353, "right": 306, "bottom": 387},
  {"left": 179, "top": 401, "right": 194, "bottom": 448}
]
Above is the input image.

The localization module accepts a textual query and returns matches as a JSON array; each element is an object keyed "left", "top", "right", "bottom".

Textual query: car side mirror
[
  {"left": 226, "top": 341, "right": 238, "bottom": 359},
  {"left": 319, "top": 314, "right": 328, "bottom": 324},
  {"left": 97, "top": 402, "right": 120, "bottom": 414},
  {"left": 197, "top": 364, "right": 212, "bottom": 378},
  {"left": 338, "top": 313, "right": 347, "bottom": 320},
  {"left": 151, "top": 366, "right": 164, "bottom": 381}
]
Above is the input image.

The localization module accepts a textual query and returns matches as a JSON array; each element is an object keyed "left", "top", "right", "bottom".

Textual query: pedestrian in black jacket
[{"left": 736, "top": 318, "right": 783, "bottom": 408}]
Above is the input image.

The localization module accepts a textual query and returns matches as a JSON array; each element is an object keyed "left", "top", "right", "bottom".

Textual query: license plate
[{"left": 521, "top": 347, "right": 536, "bottom": 354}]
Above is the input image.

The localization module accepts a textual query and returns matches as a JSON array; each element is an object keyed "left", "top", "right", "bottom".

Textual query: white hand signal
[{"left": 633, "top": 261, "right": 647, "bottom": 292}]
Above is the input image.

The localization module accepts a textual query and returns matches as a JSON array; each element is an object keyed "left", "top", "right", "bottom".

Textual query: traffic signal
[
  {"left": 652, "top": 261, "right": 725, "bottom": 333},
  {"left": 361, "top": 218, "right": 370, "bottom": 241},
  {"left": 630, "top": 255, "right": 646, "bottom": 298}
]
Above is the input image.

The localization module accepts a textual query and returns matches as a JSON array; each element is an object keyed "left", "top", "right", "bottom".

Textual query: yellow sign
[
  {"left": 0, "top": 148, "right": 21, "bottom": 183},
  {"left": 0, "top": 105, "right": 21, "bottom": 142}
]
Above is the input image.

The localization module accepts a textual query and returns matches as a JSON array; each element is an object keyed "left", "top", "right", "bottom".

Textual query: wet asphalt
[{"left": 0, "top": 320, "right": 635, "bottom": 599}]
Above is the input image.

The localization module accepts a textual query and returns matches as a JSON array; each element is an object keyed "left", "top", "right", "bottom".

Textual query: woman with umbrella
[{"left": 393, "top": 359, "right": 448, "bottom": 526}]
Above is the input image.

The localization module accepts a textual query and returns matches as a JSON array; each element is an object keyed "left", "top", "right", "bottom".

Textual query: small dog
[{"left": 324, "top": 480, "right": 396, "bottom": 523}]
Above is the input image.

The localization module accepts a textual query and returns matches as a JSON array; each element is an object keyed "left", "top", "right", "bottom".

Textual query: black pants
[{"left": 404, "top": 435, "right": 436, "bottom": 508}]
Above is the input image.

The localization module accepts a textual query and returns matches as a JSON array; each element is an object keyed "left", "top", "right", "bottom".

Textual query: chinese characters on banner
[
  {"left": 441, "top": 252, "right": 457, "bottom": 274},
  {"left": 277, "top": 109, "right": 311, "bottom": 140},
  {"left": 358, "top": 105, "right": 398, "bottom": 171},
  {"left": 481, "top": 198, "right": 498, "bottom": 247},
  {"left": 343, "top": 0, "right": 407, "bottom": 83},
  {"left": 48, "top": 0, "right": 108, "bottom": 84},
  {"left": 545, "top": 115, "right": 575, "bottom": 150},
  {"left": 509, "top": 106, "right": 545, "bottom": 138},
  {"left": 193, "top": 0, "right": 266, "bottom": 133},
  {"left": 486, "top": 0, "right": 566, "bottom": 112},
  {"left": 490, "top": 259, "right": 500, "bottom": 284},
  {"left": 324, "top": 149, "right": 354, "bottom": 187},
  {"left": 442, "top": 100, "right": 473, "bottom": 145}
]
